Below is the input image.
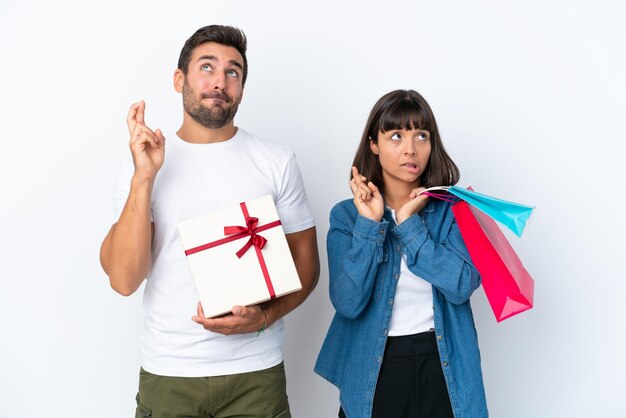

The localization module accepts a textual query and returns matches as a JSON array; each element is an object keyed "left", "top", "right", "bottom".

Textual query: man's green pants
[{"left": 135, "top": 362, "right": 291, "bottom": 418}]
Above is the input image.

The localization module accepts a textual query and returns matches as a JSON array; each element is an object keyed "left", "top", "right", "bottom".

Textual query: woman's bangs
[{"left": 378, "top": 100, "right": 431, "bottom": 133}]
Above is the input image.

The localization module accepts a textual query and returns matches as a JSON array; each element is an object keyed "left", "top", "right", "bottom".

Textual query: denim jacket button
[
  {"left": 377, "top": 356, "right": 382, "bottom": 363},
  {"left": 379, "top": 229, "right": 385, "bottom": 234},
  {"left": 437, "top": 335, "right": 442, "bottom": 340},
  {"left": 442, "top": 361, "right": 448, "bottom": 367}
]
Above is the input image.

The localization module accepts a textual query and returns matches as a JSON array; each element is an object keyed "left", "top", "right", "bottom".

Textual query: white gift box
[{"left": 177, "top": 194, "right": 302, "bottom": 318}]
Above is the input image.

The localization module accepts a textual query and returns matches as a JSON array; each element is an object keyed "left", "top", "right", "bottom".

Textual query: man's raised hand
[{"left": 127, "top": 101, "right": 165, "bottom": 182}]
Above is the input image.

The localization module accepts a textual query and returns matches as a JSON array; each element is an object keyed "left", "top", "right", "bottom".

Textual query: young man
[{"left": 100, "top": 25, "right": 319, "bottom": 417}]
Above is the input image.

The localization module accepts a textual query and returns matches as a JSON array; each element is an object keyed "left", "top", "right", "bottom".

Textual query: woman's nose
[{"left": 404, "top": 140, "right": 417, "bottom": 155}]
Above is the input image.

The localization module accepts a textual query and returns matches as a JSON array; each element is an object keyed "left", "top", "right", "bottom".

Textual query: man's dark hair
[{"left": 178, "top": 25, "right": 248, "bottom": 85}]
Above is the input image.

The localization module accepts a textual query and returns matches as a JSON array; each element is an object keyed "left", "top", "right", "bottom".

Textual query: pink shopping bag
[{"left": 452, "top": 200, "right": 535, "bottom": 322}]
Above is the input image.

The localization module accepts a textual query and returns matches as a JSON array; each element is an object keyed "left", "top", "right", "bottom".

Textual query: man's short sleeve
[{"left": 275, "top": 153, "right": 315, "bottom": 234}]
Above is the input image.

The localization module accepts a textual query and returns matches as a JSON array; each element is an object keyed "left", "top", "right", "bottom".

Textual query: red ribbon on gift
[
  {"left": 224, "top": 216, "right": 268, "bottom": 259},
  {"left": 184, "top": 202, "right": 282, "bottom": 299}
]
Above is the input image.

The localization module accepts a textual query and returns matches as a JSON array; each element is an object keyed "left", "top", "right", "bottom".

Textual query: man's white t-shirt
[{"left": 113, "top": 128, "right": 315, "bottom": 377}]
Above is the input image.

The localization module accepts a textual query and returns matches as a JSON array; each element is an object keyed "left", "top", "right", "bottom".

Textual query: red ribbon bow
[
  {"left": 224, "top": 217, "right": 268, "bottom": 259},
  {"left": 183, "top": 201, "right": 282, "bottom": 300}
]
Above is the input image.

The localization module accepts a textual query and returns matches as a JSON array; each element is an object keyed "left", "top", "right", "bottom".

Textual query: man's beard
[{"left": 182, "top": 82, "right": 241, "bottom": 129}]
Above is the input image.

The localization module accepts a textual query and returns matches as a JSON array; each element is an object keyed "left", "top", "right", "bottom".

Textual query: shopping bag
[
  {"left": 422, "top": 186, "right": 534, "bottom": 237},
  {"left": 452, "top": 199, "right": 535, "bottom": 322}
]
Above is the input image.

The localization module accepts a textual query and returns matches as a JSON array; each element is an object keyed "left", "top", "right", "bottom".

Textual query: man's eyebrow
[
  {"left": 197, "top": 55, "right": 218, "bottom": 62},
  {"left": 197, "top": 55, "right": 243, "bottom": 71},
  {"left": 228, "top": 60, "right": 243, "bottom": 71}
]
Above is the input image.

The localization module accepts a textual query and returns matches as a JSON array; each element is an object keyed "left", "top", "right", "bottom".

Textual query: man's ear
[
  {"left": 369, "top": 138, "right": 379, "bottom": 155},
  {"left": 174, "top": 69, "right": 184, "bottom": 93}
]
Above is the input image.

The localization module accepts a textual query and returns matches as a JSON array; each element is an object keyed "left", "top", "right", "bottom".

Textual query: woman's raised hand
[
  {"left": 395, "top": 187, "right": 429, "bottom": 224},
  {"left": 350, "top": 166, "right": 384, "bottom": 222}
]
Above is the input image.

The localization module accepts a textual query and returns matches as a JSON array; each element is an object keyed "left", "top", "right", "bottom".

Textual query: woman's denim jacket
[{"left": 315, "top": 198, "right": 488, "bottom": 418}]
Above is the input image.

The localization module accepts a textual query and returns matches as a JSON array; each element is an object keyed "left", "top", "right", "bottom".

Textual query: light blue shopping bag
[{"left": 421, "top": 186, "right": 535, "bottom": 237}]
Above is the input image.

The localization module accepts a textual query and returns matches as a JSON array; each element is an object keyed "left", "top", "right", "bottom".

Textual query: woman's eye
[
  {"left": 390, "top": 133, "right": 402, "bottom": 141},
  {"left": 417, "top": 132, "right": 428, "bottom": 141}
]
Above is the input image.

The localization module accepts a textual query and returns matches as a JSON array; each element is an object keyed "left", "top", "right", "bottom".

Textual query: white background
[{"left": 1, "top": 1, "right": 624, "bottom": 417}]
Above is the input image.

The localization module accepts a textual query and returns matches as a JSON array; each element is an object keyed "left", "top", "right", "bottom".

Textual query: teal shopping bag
[{"left": 421, "top": 186, "right": 534, "bottom": 237}]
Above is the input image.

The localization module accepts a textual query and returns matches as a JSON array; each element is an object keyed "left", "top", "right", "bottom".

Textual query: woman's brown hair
[{"left": 352, "top": 89, "right": 460, "bottom": 194}]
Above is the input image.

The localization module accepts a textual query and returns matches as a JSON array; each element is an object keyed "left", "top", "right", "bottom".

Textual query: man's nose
[{"left": 212, "top": 72, "right": 226, "bottom": 90}]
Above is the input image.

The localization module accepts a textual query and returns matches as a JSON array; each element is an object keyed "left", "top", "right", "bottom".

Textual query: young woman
[{"left": 315, "top": 90, "right": 488, "bottom": 418}]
